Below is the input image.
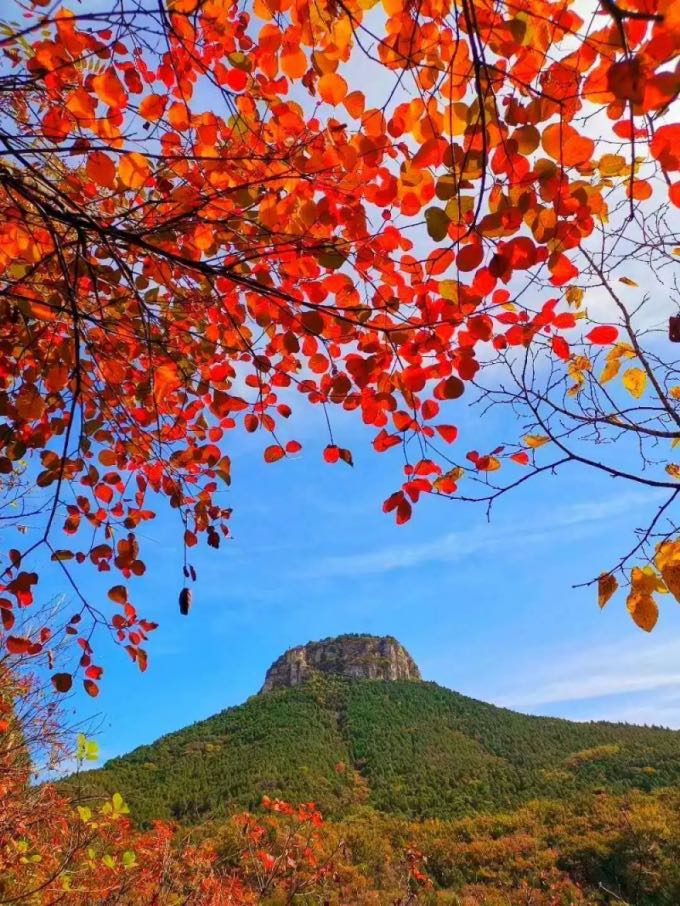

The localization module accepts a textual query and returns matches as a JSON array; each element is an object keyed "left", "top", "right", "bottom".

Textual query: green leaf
[
  {"left": 425, "top": 207, "right": 450, "bottom": 242},
  {"left": 111, "top": 792, "right": 130, "bottom": 815},
  {"left": 76, "top": 734, "right": 100, "bottom": 763},
  {"left": 77, "top": 805, "right": 92, "bottom": 823},
  {"left": 314, "top": 247, "right": 346, "bottom": 270},
  {"left": 435, "top": 174, "right": 457, "bottom": 201}
]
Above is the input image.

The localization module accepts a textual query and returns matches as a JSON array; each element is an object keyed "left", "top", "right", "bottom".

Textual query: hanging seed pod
[
  {"left": 179, "top": 587, "right": 192, "bottom": 616},
  {"left": 189, "top": 565, "right": 196, "bottom": 582},
  {"left": 183, "top": 565, "right": 189, "bottom": 578},
  {"left": 670, "top": 316, "right": 680, "bottom": 343}
]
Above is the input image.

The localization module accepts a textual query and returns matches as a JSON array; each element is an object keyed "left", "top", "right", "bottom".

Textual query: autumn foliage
[
  {"left": 0, "top": 0, "right": 678, "bottom": 686},
  {"left": 3, "top": 664, "right": 680, "bottom": 904},
  {"left": 1, "top": 668, "right": 432, "bottom": 904}
]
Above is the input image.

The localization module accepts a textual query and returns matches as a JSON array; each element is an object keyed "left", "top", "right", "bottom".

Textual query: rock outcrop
[{"left": 261, "top": 634, "right": 421, "bottom": 692}]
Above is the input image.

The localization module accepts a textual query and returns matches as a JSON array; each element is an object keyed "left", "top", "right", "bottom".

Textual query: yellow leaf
[
  {"left": 630, "top": 565, "right": 666, "bottom": 596},
  {"left": 670, "top": 386, "right": 680, "bottom": 400},
  {"left": 566, "top": 286, "right": 584, "bottom": 308},
  {"left": 666, "top": 464, "right": 680, "bottom": 479},
  {"left": 524, "top": 434, "right": 550, "bottom": 449},
  {"left": 477, "top": 455, "right": 501, "bottom": 472},
  {"left": 622, "top": 367, "right": 646, "bottom": 399},
  {"left": 626, "top": 591, "right": 658, "bottom": 632},
  {"left": 599, "top": 358, "right": 621, "bottom": 384},
  {"left": 655, "top": 539, "right": 680, "bottom": 602},
  {"left": 598, "top": 573, "right": 618, "bottom": 609},
  {"left": 599, "top": 343, "right": 636, "bottom": 384},
  {"left": 618, "top": 276, "right": 638, "bottom": 287},
  {"left": 599, "top": 153, "right": 627, "bottom": 176}
]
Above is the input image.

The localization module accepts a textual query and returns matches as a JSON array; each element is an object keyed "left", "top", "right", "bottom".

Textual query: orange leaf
[
  {"left": 598, "top": 573, "right": 618, "bottom": 609},
  {"left": 606, "top": 59, "right": 645, "bottom": 104},
  {"left": 542, "top": 123, "right": 594, "bottom": 168},
  {"left": 281, "top": 47, "right": 307, "bottom": 79},
  {"left": 92, "top": 68, "right": 127, "bottom": 109},
  {"left": 318, "top": 72, "right": 348, "bottom": 105},
  {"left": 343, "top": 90, "right": 365, "bottom": 119},
  {"left": 118, "top": 152, "right": 150, "bottom": 190},
  {"left": 139, "top": 94, "right": 166, "bottom": 122}
]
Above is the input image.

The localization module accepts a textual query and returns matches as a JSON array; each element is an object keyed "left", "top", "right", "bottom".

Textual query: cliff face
[{"left": 261, "top": 634, "right": 421, "bottom": 692}]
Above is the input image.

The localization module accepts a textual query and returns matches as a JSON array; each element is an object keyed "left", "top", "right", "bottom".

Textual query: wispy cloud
[
  {"left": 490, "top": 636, "right": 680, "bottom": 727},
  {"left": 301, "top": 491, "right": 660, "bottom": 579}
]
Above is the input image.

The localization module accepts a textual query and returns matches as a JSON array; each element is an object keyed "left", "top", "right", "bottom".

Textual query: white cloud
[
  {"left": 490, "top": 636, "right": 680, "bottom": 728},
  {"left": 302, "top": 490, "right": 660, "bottom": 578}
]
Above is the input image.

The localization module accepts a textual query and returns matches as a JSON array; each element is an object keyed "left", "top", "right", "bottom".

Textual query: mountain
[
  {"left": 76, "top": 634, "right": 680, "bottom": 827},
  {"left": 261, "top": 634, "right": 421, "bottom": 691}
]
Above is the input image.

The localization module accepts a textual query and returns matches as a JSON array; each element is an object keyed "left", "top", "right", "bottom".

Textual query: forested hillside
[{"left": 76, "top": 676, "right": 680, "bottom": 826}]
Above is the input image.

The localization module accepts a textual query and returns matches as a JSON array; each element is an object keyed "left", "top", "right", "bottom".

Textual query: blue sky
[
  {"left": 4, "top": 0, "right": 680, "bottom": 766},
  {"left": 46, "top": 393, "right": 680, "bottom": 765}
]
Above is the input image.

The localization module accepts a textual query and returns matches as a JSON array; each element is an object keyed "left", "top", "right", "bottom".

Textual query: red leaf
[
  {"left": 552, "top": 312, "right": 576, "bottom": 329},
  {"left": 396, "top": 497, "right": 412, "bottom": 525},
  {"left": 434, "top": 376, "right": 465, "bottom": 400},
  {"left": 264, "top": 445, "right": 285, "bottom": 463},
  {"left": 52, "top": 673, "right": 73, "bottom": 693},
  {"left": 225, "top": 68, "right": 248, "bottom": 92},
  {"left": 669, "top": 182, "right": 680, "bottom": 208},
  {"left": 323, "top": 444, "right": 340, "bottom": 463},
  {"left": 83, "top": 679, "right": 99, "bottom": 698},
  {"left": 510, "top": 451, "right": 530, "bottom": 466},
  {"left": 551, "top": 335, "right": 570, "bottom": 360},
  {"left": 435, "top": 425, "right": 458, "bottom": 443},
  {"left": 586, "top": 325, "right": 619, "bottom": 345},
  {"left": 549, "top": 253, "right": 578, "bottom": 287},
  {"left": 338, "top": 448, "right": 353, "bottom": 467},
  {"left": 373, "top": 430, "right": 401, "bottom": 452},
  {"left": 6, "top": 635, "right": 31, "bottom": 655},
  {"left": 108, "top": 585, "right": 128, "bottom": 604},
  {"left": 95, "top": 483, "right": 113, "bottom": 504}
]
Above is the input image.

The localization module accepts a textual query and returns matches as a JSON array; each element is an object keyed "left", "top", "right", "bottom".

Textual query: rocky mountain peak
[{"left": 261, "top": 634, "right": 421, "bottom": 692}]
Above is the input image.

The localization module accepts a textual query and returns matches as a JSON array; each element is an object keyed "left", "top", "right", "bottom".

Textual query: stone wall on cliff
[{"left": 261, "top": 634, "right": 421, "bottom": 692}]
